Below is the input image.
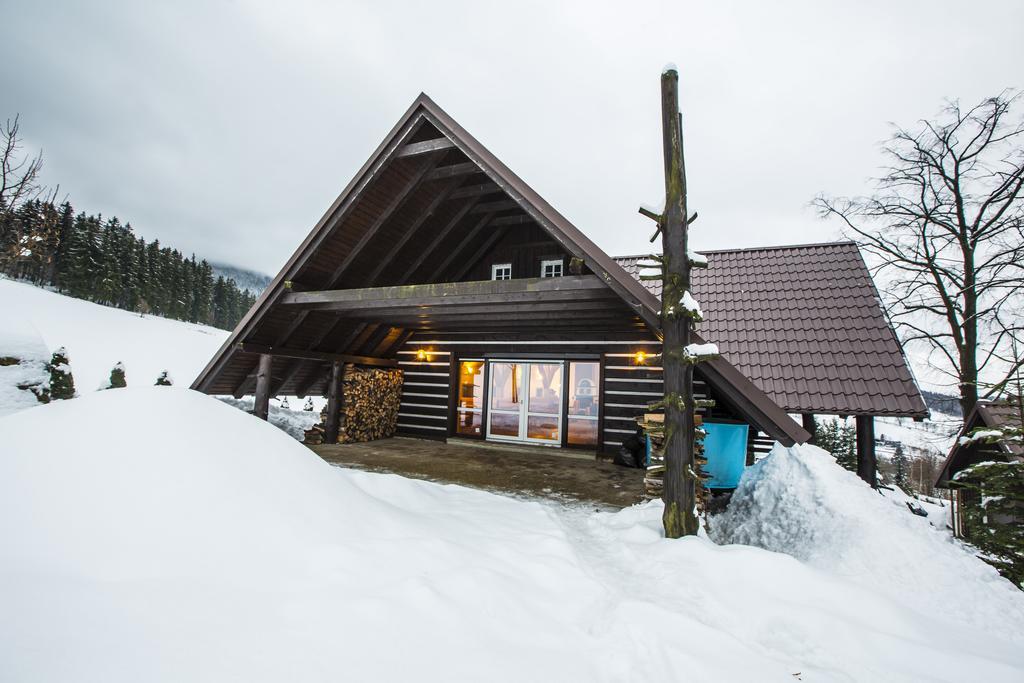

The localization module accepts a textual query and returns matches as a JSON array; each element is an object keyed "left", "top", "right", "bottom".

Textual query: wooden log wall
[{"left": 394, "top": 333, "right": 755, "bottom": 451}]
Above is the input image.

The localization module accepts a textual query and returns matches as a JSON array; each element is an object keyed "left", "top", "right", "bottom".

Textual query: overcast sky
[{"left": 3, "top": 0, "right": 1022, "bottom": 275}]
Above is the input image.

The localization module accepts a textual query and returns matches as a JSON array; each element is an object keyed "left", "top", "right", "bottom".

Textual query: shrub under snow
[{"left": 712, "top": 442, "right": 1024, "bottom": 637}]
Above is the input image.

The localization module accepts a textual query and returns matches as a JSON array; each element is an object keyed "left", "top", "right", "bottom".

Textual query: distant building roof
[
  {"left": 615, "top": 241, "right": 928, "bottom": 418},
  {"left": 935, "top": 399, "right": 1024, "bottom": 487}
]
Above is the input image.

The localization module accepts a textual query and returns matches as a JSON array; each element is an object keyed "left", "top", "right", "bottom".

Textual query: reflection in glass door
[
  {"left": 486, "top": 361, "right": 563, "bottom": 445},
  {"left": 455, "top": 360, "right": 484, "bottom": 436}
]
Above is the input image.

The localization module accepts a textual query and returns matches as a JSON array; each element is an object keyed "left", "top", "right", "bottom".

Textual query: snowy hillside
[
  {"left": 1, "top": 388, "right": 1021, "bottom": 682},
  {"left": 210, "top": 262, "right": 272, "bottom": 295},
  {"left": 0, "top": 277, "right": 228, "bottom": 399}
]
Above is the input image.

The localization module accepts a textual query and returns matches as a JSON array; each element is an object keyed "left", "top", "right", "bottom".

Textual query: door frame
[{"left": 484, "top": 359, "right": 565, "bottom": 446}]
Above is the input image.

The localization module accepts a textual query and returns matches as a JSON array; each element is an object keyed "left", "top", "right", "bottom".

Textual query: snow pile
[
  {"left": 712, "top": 443, "right": 1024, "bottom": 638},
  {"left": 683, "top": 341, "right": 718, "bottom": 360},
  {"left": 2, "top": 389, "right": 1023, "bottom": 681},
  {"left": 0, "top": 278, "right": 227, "bottom": 400},
  {"left": 679, "top": 290, "right": 703, "bottom": 319},
  {"left": 0, "top": 318, "right": 50, "bottom": 417},
  {"left": 216, "top": 395, "right": 320, "bottom": 440}
]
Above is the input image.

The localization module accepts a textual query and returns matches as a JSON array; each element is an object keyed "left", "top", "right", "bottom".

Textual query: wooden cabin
[
  {"left": 935, "top": 399, "right": 1023, "bottom": 537},
  {"left": 192, "top": 94, "right": 926, "bottom": 483}
]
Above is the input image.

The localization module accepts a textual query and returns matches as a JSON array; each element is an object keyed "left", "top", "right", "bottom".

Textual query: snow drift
[
  {"left": 712, "top": 443, "right": 1024, "bottom": 637},
  {"left": 1, "top": 389, "right": 1022, "bottom": 682}
]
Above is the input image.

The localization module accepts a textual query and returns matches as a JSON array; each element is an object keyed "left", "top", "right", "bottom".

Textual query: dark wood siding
[
  {"left": 394, "top": 332, "right": 755, "bottom": 453},
  {"left": 458, "top": 224, "right": 573, "bottom": 281}
]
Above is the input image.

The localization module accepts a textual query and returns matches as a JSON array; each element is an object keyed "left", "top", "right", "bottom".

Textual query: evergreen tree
[
  {"left": 303, "top": 397, "right": 314, "bottom": 412},
  {"left": 280, "top": 396, "right": 290, "bottom": 410},
  {"left": 155, "top": 370, "right": 173, "bottom": 386},
  {"left": 892, "top": 443, "right": 910, "bottom": 493},
  {"left": 48, "top": 347, "right": 75, "bottom": 400},
  {"left": 105, "top": 362, "right": 126, "bottom": 389},
  {"left": 816, "top": 419, "right": 857, "bottom": 472}
]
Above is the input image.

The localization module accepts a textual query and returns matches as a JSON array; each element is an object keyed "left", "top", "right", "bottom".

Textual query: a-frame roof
[{"left": 191, "top": 93, "right": 808, "bottom": 446}]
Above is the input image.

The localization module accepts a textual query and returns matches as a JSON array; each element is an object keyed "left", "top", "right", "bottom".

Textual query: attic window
[
  {"left": 491, "top": 263, "right": 512, "bottom": 280},
  {"left": 541, "top": 259, "right": 563, "bottom": 278}
]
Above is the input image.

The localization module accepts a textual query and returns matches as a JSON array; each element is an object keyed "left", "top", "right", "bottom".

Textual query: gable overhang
[{"left": 191, "top": 93, "right": 808, "bottom": 446}]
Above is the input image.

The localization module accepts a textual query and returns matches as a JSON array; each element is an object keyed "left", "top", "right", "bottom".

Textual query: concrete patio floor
[{"left": 309, "top": 437, "right": 646, "bottom": 509}]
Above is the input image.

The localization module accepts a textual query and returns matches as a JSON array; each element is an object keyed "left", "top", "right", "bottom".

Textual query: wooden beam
[
  {"left": 489, "top": 214, "right": 534, "bottom": 227},
  {"left": 324, "top": 152, "right": 444, "bottom": 288},
  {"left": 449, "top": 226, "right": 508, "bottom": 281},
  {"left": 324, "top": 361, "right": 343, "bottom": 444},
  {"left": 336, "top": 298, "right": 621, "bottom": 319},
  {"left": 470, "top": 199, "right": 520, "bottom": 214},
  {"left": 425, "top": 162, "right": 479, "bottom": 180},
  {"left": 448, "top": 183, "right": 500, "bottom": 200},
  {"left": 358, "top": 325, "right": 395, "bottom": 357},
  {"left": 426, "top": 212, "right": 495, "bottom": 282},
  {"left": 395, "top": 137, "right": 455, "bottom": 158},
  {"left": 362, "top": 178, "right": 463, "bottom": 286},
  {"left": 237, "top": 342, "right": 398, "bottom": 367},
  {"left": 397, "top": 195, "right": 482, "bottom": 284},
  {"left": 802, "top": 413, "right": 816, "bottom": 444},
  {"left": 253, "top": 353, "right": 273, "bottom": 420},
  {"left": 856, "top": 415, "right": 877, "bottom": 488},
  {"left": 279, "top": 275, "right": 610, "bottom": 311}
]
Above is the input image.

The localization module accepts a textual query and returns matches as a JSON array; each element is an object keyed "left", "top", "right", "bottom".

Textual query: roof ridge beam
[{"left": 395, "top": 137, "right": 455, "bottom": 158}]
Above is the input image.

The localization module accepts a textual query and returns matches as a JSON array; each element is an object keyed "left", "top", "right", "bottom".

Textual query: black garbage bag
[{"left": 614, "top": 431, "right": 646, "bottom": 468}]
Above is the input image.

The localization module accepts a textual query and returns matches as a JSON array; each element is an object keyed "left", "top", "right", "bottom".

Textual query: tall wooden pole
[
  {"left": 659, "top": 68, "right": 699, "bottom": 538},
  {"left": 253, "top": 353, "right": 273, "bottom": 421}
]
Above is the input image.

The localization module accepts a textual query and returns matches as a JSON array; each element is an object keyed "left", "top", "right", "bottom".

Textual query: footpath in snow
[{"left": 1, "top": 387, "right": 1022, "bottom": 682}]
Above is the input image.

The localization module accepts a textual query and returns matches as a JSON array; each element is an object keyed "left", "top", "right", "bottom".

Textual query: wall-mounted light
[
  {"left": 416, "top": 349, "right": 428, "bottom": 361},
  {"left": 634, "top": 351, "right": 647, "bottom": 366}
]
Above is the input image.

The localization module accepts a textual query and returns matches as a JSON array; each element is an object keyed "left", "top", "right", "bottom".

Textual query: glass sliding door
[
  {"left": 525, "top": 363, "right": 562, "bottom": 442},
  {"left": 487, "top": 362, "right": 522, "bottom": 438},
  {"left": 567, "top": 362, "right": 600, "bottom": 447},
  {"left": 455, "top": 360, "right": 484, "bottom": 436},
  {"left": 486, "top": 361, "right": 563, "bottom": 445}
]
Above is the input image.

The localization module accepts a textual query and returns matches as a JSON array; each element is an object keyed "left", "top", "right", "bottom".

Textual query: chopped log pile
[
  {"left": 639, "top": 412, "right": 709, "bottom": 513},
  {"left": 303, "top": 364, "right": 404, "bottom": 445}
]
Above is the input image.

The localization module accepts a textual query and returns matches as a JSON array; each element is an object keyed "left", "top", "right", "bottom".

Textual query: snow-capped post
[
  {"left": 253, "top": 353, "right": 273, "bottom": 421},
  {"left": 642, "top": 66, "right": 702, "bottom": 538}
]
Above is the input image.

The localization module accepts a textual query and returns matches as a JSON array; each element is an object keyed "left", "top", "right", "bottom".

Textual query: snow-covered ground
[
  {"left": 1, "top": 387, "right": 1022, "bottom": 682},
  {"left": 0, "top": 278, "right": 228, "bottom": 394}
]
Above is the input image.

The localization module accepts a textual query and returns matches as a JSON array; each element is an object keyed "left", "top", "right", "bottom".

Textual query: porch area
[{"left": 309, "top": 437, "right": 645, "bottom": 509}]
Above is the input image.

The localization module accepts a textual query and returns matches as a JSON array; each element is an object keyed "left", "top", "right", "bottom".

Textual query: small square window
[
  {"left": 492, "top": 263, "right": 512, "bottom": 280},
  {"left": 540, "top": 259, "right": 563, "bottom": 278}
]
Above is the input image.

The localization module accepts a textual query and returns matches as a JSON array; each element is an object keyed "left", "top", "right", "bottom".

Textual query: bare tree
[
  {"left": 816, "top": 92, "right": 1024, "bottom": 418},
  {"left": 0, "top": 114, "right": 43, "bottom": 211}
]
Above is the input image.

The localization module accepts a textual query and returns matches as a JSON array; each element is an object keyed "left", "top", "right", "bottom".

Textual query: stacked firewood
[
  {"left": 304, "top": 365, "right": 404, "bottom": 445},
  {"left": 302, "top": 424, "right": 325, "bottom": 445},
  {"left": 638, "top": 412, "right": 709, "bottom": 512}
]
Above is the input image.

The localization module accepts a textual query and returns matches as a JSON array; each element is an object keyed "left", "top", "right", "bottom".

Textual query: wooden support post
[
  {"left": 324, "top": 361, "right": 344, "bottom": 444},
  {"left": 658, "top": 68, "right": 699, "bottom": 539},
  {"left": 801, "top": 413, "right": 816, "bottom": 444},
  {"left": 253, "top": 353, "right": 273, "bottom": 421},
  {"left": 855, "top": 414, "right": 877, "bottom": 488}
]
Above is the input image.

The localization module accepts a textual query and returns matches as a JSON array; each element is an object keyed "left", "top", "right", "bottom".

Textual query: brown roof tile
[{"left": 615, "top": 242, "right": 928, "bottom": 417}]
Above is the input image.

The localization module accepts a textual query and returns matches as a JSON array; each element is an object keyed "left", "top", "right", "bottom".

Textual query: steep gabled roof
[
  {"left": 616, "top": 242, "right": 928, "bottom": 418},
  {"left": 191, "top": 94, "right": 808, "bottom": 446}
]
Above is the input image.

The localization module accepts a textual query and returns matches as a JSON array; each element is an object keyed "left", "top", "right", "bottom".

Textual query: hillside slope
[{"left": 0, "top": 278, "right": 228, "bottom": 396}]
